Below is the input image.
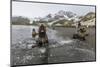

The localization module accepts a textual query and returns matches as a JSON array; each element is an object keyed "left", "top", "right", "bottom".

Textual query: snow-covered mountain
[
  {"left": 33, "top": 11, "right": 95, "bottom": 27},
  {"left": 12, "top": 11, "right": 95, "bottom": 27},
  {"left": 49, "top": 11, "right": 95, "bottom": 27},
  {"left": 34, "top": 10, "right": 78, "bottom": 22}
]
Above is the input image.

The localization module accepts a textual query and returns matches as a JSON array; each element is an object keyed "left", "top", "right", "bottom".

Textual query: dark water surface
[{"left": 11, "top": 25, "right": 96, "bottom": 66}]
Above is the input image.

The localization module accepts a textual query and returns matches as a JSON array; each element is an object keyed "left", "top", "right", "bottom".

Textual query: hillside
[
  {"left": 80, "top": 12, "right": 96, "bottom": 27},
  {"left": 12, "top": 11, "right": 95, "bottom": 27},
  {"left": 12, "top": 16, "right": 30, "bottom": 25},
  {"left": 47, "top": 12, "right": 96, "bottom": 27}
]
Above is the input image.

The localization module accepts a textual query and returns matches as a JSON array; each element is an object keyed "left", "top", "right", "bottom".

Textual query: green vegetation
[
  {"left": 12, "top": 12, "right": 95, "bottom": 27},
  {"left": 12, "top": 16, "right": 30, "bottom": 25}
]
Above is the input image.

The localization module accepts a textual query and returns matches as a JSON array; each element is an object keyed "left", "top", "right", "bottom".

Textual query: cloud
[{"left": 12, "top": 1, "right": 95, "bottom": 19}]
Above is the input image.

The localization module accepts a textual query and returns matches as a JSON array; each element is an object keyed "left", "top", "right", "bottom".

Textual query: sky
[{"left": 12, "top": 1, "right": 95, "bottom": 19}]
